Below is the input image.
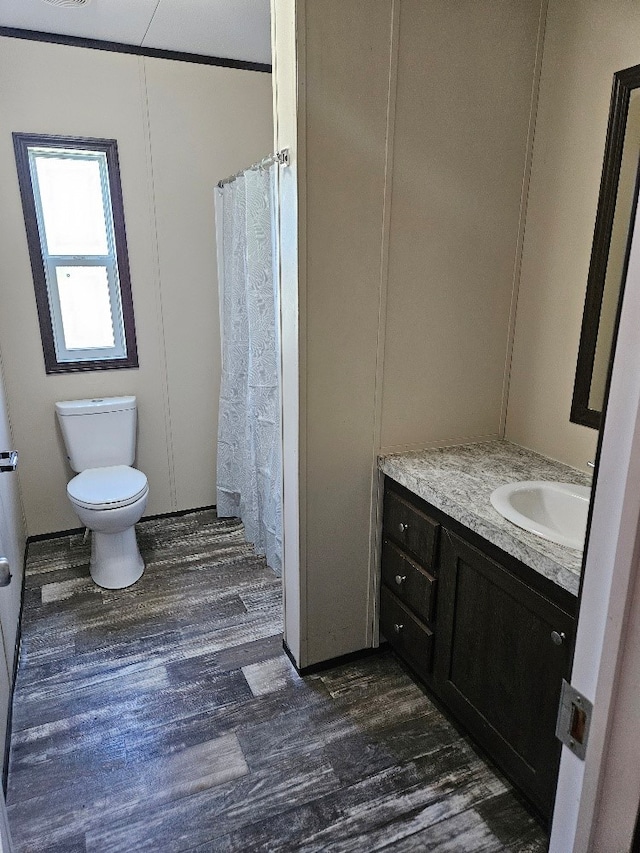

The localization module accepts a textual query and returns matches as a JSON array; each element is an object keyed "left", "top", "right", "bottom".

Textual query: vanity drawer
[
  {"left": 380, "top": 585, "right": 434, "bottom": 680},
  {"left": 381, "top": 538, "right": 437, "bottom": 624},
  {"left": 383, "top": 488, "right": 439, "bottom": 568}
]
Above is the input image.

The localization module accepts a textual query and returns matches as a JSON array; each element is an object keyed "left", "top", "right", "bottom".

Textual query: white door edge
[{"left": 549, "top": 166, "right": 640, "bottom": 851}]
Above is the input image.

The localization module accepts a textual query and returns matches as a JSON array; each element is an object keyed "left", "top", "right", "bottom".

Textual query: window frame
[{"left": 13, "top": 133, "right": 139, "bottom": 374}]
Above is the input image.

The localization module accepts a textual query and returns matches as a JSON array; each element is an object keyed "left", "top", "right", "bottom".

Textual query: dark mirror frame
[{"left": 571, "top": 64, "right": 640, "bottom": 430}]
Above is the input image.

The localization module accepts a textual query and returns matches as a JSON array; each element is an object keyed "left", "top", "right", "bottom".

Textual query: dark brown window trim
[
  {"left": 0, "top": 26, "right": 272, "bottom": 74},
  {"left": 13, "top": 132, "right": 139, "bottom": 375}
]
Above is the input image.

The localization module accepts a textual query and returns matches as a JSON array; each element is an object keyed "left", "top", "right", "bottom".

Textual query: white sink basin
[{"left": 490, "top": 481, "right": 591, "bottom": 550}]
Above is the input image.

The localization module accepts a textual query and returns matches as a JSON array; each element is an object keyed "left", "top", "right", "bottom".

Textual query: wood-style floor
[{"left": 6, "top": 510, "right": 547, "bottom": 852}]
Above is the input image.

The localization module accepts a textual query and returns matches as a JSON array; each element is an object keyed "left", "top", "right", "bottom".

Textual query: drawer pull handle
[
  {"left": 399, "top": 522, "right": 408, "bottom": 534},
  {"left": 393, "top": 623, "right": 404, "bottom": 634},
  {"left": 395, "top": 574, "right": 407, "bottom": 586},
  {"left": 551, "top": 630, "right": 566, "bottom": 646}
]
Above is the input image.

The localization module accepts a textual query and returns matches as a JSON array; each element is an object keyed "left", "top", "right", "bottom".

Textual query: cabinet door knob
[
  {"left": 395, "top": 574, "right": 407, "bottom": 586},
  {"left": 551, "top": 630, "right": 566, "bottom": 646},
  {"left": 393, "top": 623, "right": 403, "bottom": 634},
  {"left": 399, "top": 522, "right": 408, "bottom": 534}
]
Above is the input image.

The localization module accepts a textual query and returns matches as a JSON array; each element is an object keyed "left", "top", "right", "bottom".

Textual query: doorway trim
[{"left": 550, "top": 165, "right": 640, "bottom": 851}]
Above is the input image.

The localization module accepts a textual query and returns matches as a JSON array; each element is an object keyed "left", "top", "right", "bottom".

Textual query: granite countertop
[{"left": 378, "top": 440, "right": 590, "bottom": 597}]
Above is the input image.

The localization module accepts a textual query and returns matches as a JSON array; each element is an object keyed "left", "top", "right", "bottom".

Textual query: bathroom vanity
[{"left": 378, "top": 441, "right": 588, "bottom": 820}]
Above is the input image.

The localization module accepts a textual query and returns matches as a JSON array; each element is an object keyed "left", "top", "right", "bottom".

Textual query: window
[{"left": 13, "top": 134, "right": 138, "bottom": 374}]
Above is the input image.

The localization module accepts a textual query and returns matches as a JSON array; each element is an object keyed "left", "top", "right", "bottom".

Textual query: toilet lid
[{"left": 67, "top": 466, "right": 148, "bottom": 510}]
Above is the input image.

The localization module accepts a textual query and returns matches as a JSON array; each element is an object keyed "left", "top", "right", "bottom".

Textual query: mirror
[{"left": 572, "top": 67, "right": 640, "bottom": 430}]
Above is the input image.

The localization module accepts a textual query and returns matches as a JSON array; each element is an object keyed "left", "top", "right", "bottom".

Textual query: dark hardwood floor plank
[
  {"left": 84, "top": 750, "right": 341, "bottom": 853},
  {"left": 241, "top": 653, "right": 300, "bottom": 697},
  {"left": 199, "top": 746, "right": 504, "bottom": 852},
  {"left": 9, "top": 671, "right": 254, "bottom": 802},
  {"left": 16, "top": 604, "right": 282, "bottom": 703},
  {"left": 7, "top": 510, "right": 546, "bottom": 853}
]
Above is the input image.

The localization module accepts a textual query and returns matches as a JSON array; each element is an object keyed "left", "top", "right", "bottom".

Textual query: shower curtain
[{"left": 214, "top": 162, "right": 282, "bottom": 574}]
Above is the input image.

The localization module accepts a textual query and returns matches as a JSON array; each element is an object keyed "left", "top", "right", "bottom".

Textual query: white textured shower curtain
[{"left": 214, "top": 164, "right": 282, "bottom": 573}]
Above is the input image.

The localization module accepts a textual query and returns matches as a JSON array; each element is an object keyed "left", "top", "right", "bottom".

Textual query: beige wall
[
  {"left": 278, "top": 0, "right": 544, "bottom": 667},
  {"left": 144, "top": 57, "right": 273, "bottom": 511},
  {"left": 381, "top": 0, "right": 543, "bottom": 452},
  {"left": 302, "top": 0, "right": 394, "bottom": 663},
  {"left": 0, "top": 37, "right": 272, "bottom": 535},
  {"left": 505, "top": 0, "right": 640, "bottom": 469},
  {"left": 271, "top": 0, "right": 304, "bottom": 662}
]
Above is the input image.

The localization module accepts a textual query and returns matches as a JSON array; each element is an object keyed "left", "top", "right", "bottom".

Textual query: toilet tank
[{"left": 55, "top": 396, "right": 137, "bottom": 473}]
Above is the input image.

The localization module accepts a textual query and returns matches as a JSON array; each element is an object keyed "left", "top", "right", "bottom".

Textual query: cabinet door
[{"left": 435, "top": 529, "right": 573, "bottom": 818}]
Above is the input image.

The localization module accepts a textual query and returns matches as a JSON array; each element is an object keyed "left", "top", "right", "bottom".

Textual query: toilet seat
[{"left": 67, "top": 465, "right": 148, "bottom": 511}]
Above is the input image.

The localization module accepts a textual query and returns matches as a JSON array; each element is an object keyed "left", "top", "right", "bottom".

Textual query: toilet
[{"left": 55, "top": 396, "right": 149, "bottom": 589}]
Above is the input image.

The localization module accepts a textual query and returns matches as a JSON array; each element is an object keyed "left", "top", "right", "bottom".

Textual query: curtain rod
[{"left": 217, "top": 149, "right": 290, "bottom": 189}]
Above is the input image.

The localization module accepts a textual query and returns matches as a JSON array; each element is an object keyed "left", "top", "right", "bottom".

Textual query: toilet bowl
[
  {"left": 56, "top": 396, "right": 149, "bottom": 589},
  {"left": 67, "top": 465, "right": 149, "bottom": 589}
]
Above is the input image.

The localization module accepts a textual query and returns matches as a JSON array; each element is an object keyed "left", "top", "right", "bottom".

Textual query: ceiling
[{"left": 0, "top": 0, "right": 272, "bottom": 66}]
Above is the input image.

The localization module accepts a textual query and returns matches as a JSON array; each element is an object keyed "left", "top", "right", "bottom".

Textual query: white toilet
[{"left": 55, "top": 396, "right": 149, "bottom": 589}]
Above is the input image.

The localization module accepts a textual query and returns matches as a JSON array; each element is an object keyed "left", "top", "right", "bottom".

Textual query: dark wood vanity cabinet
[
  {"left": 436, "top": 529, "right": 573, "bottom": 817},
  {"left": 379, "top": 478, "right": 576, "bottom": 819},
  {"left": 380, "top": 487, "right": 439, "bottom": 684}
]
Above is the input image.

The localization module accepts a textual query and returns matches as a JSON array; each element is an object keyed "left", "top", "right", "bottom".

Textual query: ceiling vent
[{"left": 41, "top": 0, "right": 91, "bottom": 7}]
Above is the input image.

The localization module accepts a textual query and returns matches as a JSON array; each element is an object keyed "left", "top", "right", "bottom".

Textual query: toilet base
[{"left": 89, "top": 526, "right": 144, "bottom": 589}]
